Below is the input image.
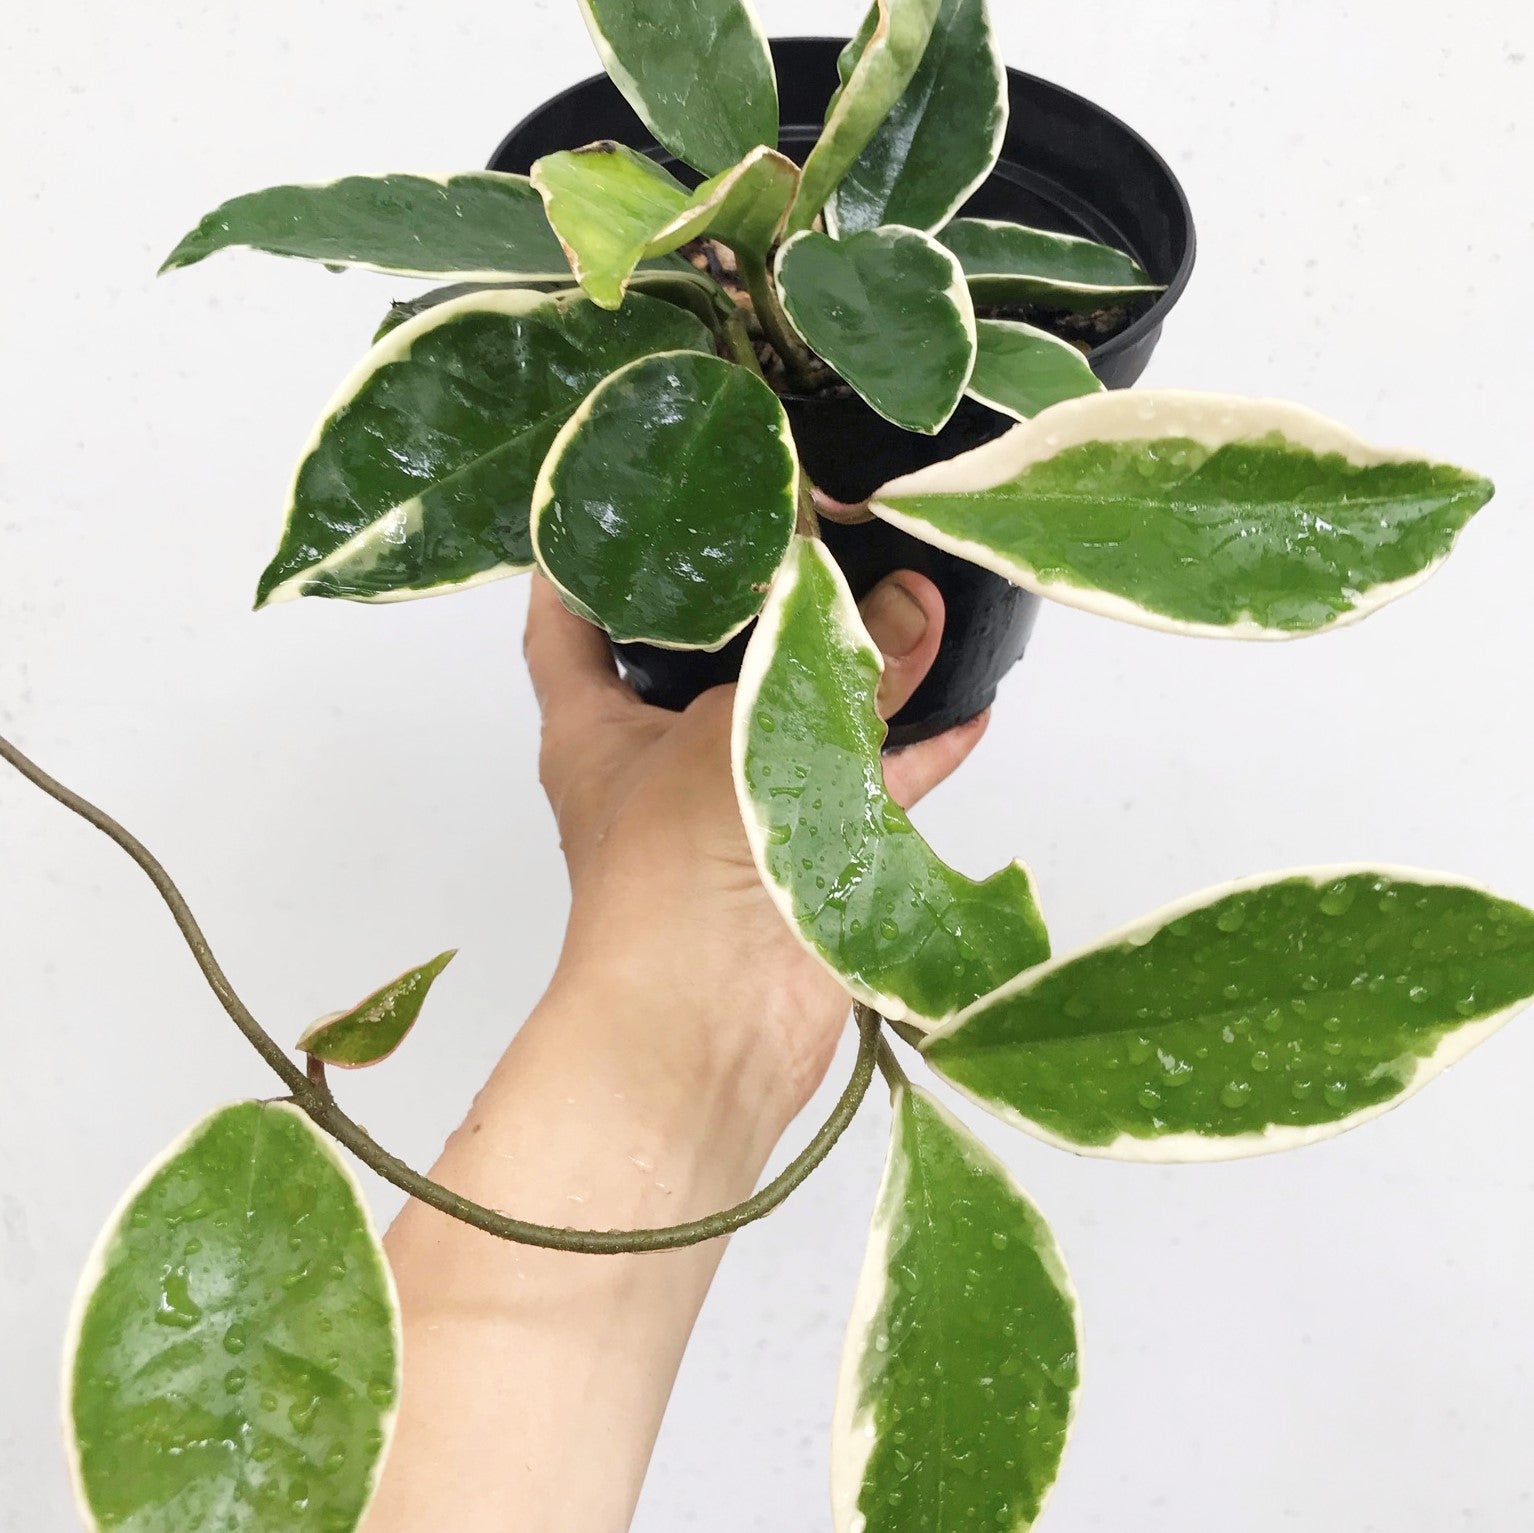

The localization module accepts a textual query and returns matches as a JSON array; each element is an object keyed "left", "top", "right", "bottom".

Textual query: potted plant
[{"left": 5, "top": 1, "right": 1528, "bottom": 1530}]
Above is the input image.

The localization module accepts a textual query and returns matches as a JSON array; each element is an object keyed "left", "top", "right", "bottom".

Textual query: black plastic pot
[{"left": 491, "top": 37, "right": 1194, "bottom": 745}]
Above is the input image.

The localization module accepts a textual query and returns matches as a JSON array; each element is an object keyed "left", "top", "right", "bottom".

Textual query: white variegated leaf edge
[
  {"left": 830, "top": 1082, "right": 1082, "bottom": 1533},
  {"left": 944, "top": 217, "right": 1163, "bottom": 298},
  {"left": 870, "top": 389, "right": 1476, "bottom": 639},
  {"left": 731, "top": 537, "right": 1040, "bottom": 1025},
  {"left": 62, "top": 1100, "right": 403, "bottom": 1533},
  {"left": 965, "top": 318, "right": 1103, "bottom": 422},
  {"left": 823, "top": 1, "right": 1009, "bottom": 241},
  {"left": 261, "top": 287, "right": 558, "bottom": 608},
  {"left": 774, "top": 225, "right": 979, "bottom": 436},
  {"left": 530, "top": 350, "right": 798, "bottom": 652},
  {"left": 922, "top": 863, "right": 1533, "bottom": 1164}
]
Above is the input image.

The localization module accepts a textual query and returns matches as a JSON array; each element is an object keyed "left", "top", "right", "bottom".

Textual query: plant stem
[
  {"left": 795, "top": 476, "right": 821, "bottom": 539},
  {"left": 853, "top": 1003, "right": 911, "bottom": 1096},
  {"left": 736, "top": 249, "right": 818, "bottom": 386},
  {"left": 721, "top": 309, "right": 765, "bottom": 377},
  {"left": 1, "top": 731, "right": 880, "bottom": 1255}
]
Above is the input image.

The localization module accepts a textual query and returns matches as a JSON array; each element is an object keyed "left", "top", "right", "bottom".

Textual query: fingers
[
  {"left": 858, "top": 570, "right": 945, "bottom": 720},
  {"left": 523, "top": 575, "right": 633, "bottom": 724},
  {"left": 884, "top": 710, "right": 991, "bottom": 810}
]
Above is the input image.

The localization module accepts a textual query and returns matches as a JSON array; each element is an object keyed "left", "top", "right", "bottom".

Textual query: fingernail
[{"left": 862, "top": 577, "right": 928, "bottom": 659}]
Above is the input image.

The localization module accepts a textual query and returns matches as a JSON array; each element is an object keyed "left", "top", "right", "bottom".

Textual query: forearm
[{"left": 365, "top": 970, "right": 787, "bottom": 1533}]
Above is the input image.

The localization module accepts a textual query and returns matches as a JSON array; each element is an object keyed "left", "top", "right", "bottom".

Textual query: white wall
[{"left": 2, "top": 1, "right": 1531, "bottom": 1527}]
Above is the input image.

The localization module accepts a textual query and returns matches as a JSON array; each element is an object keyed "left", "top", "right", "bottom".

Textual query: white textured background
[{"left": 3, "top": 2, "right": 1531, "bottom": 1528}]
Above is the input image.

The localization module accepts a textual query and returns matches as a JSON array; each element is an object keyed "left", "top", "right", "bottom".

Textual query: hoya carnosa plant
[{"left": 6, "top": 1, "right": 1524, "bottom": 1530}]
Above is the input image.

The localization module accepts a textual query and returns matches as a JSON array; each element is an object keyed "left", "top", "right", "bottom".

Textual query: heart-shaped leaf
[
  {"left": 871, "top": 390, "right": 1496, "bottom": 637},
  {"left": 733, "top": 537, "right": 1048, "bottom": 1027},
  {"left": 834, "top": 1085, "right": 1079, "bottom": 1532},
  {"left": 258, "top": 289, "right": 711, "bottom": 607},
  {"left": 532, "top": 351, "right": 797, "bottom": 649},
  {"left": 162, "top": 172, "right": 573, "bottom": 280},
  {"left": 939, "top": 217, "right": 1161, "bottom": 312},
  {"left": 776, "top": 226, "right": 976, "bottom": 434},
  {"left": 67, "top": 1102, "right": 400, "bottom": 1532},
  {"left": 577, "top": 0, "right": 778, "bottom": 177},
  {"left": 829, "top": 0, "right": 1007, "bottom": 237},
  {"left": 924, "top": 869, "right": 1534, "bottom": 1161},
  {"left": 968, "top": 319, "right": 1103, "bottom": 420},
  {"left": 297, "top": 951, "right": 457, "bottom": 1068},
  {"left": 785, "top": 0, "right": 944, "bottom": 236}
]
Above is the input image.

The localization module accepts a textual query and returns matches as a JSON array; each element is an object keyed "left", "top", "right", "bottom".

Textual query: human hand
[{"left": 523, "top": 566, "right": 990, "bottom": 1136}]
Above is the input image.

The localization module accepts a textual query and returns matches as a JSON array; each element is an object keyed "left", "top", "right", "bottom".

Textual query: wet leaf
[{"left": 297, "top": 951, "right": 456, "bottom": 1068}]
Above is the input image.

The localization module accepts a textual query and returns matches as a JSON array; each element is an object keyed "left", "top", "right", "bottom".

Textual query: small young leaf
[
  {"left": 258, "top": 290, "right": 711, "bottom": 607},
  {"left": 66, "top": 1101, "right": 400, "bottom": 1533},
  {"left": 785, "top": 0, "right": 945, "bottom": 236},
  {"left": 162, "top": 172, "right": 572, "bottom": 280},
  {"left": 733, "top": 537, "right": 1049, "bottom": 1027},
  {"left": 924, "top": 869, "right": 1534, "bottom": 1161},
  {"left": 967, "top": 319, "right": 1103, "bottom": 420},
  {"left": 649, "top": 144, "right": 800, "bottom": 261},
  {"left": 297, "top": 950, "right": 457, "bottom": 1068},
  {"left": 776, "top": 225, "right": 976, "bottom": 434},
  {"left": 871, "top": 390, "right": 1496, "bottom": 637},
  {"left": 834, "top": 1086, "right": 1079, "bottom": 1532},
  {"left": 830, "top": 0, "right": 1008, "bottom": 236},
  {"left": 532, "top": 351, "right": 797, "bottom": 650},
  {"left": 577, "top": 0, "right": 778, "bottom": 177},
  {"left": 939, "top": 217, "right": 1161, "bottom": 311}
]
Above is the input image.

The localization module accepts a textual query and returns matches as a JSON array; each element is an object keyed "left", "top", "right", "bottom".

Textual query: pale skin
[{"left": 366, "top": 555, "right": 989, "bottom": 1533}]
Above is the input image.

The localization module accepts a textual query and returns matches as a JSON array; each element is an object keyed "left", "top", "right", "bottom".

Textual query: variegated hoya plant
[{"left": 11, "top": 0, "right": 1530, "bottom": 1529}]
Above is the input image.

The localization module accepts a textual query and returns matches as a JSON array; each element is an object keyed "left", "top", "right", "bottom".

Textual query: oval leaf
[
  {"left": 939, "top": 217, "right": 1161, "bottom": 312},
  {"left": 532, "top": 351, "right": 797, "bottom": 649},
  {"left": 577, "top": 0, "right": 778, "bottom": 177},
  {"left": 830, "top": 0, "right": 1008, "bottom": 237},
  {"left": 777, "top": 225, "right": 976, "bottom": 435},
  {"left": 785, "top": 0, "right": 944, "bottom": 236},
  {"left": 924, "top": 868, "right": 1534, "bottom": 1161},
  {"left": 258, "top": 290, "right": 712, "bottom": 607},
  {"left": 871, "top": 390, "right": 1496, "bottom": 637},
  {"left": 67, "top": 1101, "right": 400, "bottom": 1532},
  {"left": 834, "top": 1085, "right": 1080, "bottom": 1532},
  {"left": 967, "top": 319, "right": 1103, "bottom": 421},
  {"left": 733, "top": 537, "right": 1048, "bottom": 1026},
  {"left": 298, "top": 950, "right": 456, "bottom": 1068},
  {"left": 649, "top": 144, "right": 801, "bottom": 261},
  {"left": 162, "top": 172, "right": 572, "bottom": 280}
]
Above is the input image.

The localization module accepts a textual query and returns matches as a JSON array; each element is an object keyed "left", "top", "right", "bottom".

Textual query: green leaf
[
  {"left": 733, "top": 537, "right": 1049, "bottom": 1027},
  {"left": 532, "top": 351, "right": 797, "bottom": 649},
  {"left": 924, "top": 869, "right": 1534, "bottom": 1161},
  {"left": 66, "top": 1101, "right": 400, "bottom": 1532},
  {"left": 162, "top": 172, "right": 573, "bottom": 280},
  {"left": 776, "top": 225, "right": 976, "bottom": 434},
  {"left": 373, "top": 282, "right": 537, "bottom": 343},
  {"left": 871, "top": 390, "right": 1497, "bottom": 637},
  {"left": 258, "top": 290, "right": 712, "bottom": 607},
  {"left": 834, "top": 1086, "right": 1079, "bottom": 1532},
  {"left": 829, "top": 0, "right": 1008, "bottom": 236},
  {"left": 577, "top": 0, "right": 778, "bottom": 177},
  {"left": 297, "top": 950, "right": 456, "bottom": 1068},
  {"left": 532, "top": 142, "right": 799, "bottom": 310},
  {"left": 968, "top": 319, "right": 1103, "bottom": 420},
  {"left": 785, "top": 0, "right": 944, "bottom": 236},
  {"left": 939, "top": 217, "right": 1161, "bottom": 312}
]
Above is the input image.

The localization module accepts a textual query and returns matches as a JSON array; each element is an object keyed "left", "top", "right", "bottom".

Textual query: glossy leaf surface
[
  {"left": 162, "top": 173, "right": 572, "bottom": 280},
  {"left": 577, "top": 0, "right": 778, "bottom": 177},
  {"left": 258, "top": 290, "right": 711, "bottom": 607},
  {"left": 925, "top": 869, "right": 1534, "bottom": 1160},
  {"left": 834, "top": 1086, "right": 1079, "bottom": 1532},
  {"left": 533, "top": 351, "right": 797, "bottom": 649},
  {"left": 967, "top": 319, "right": 1103, "bottom": 420},
  {"left": 297, "top": 951, "right": 457, "bottom": 1068},
  {"left": 67, "top": 1102, "right": 400, "bottom": 1532},
  {"left": 939, "top": 218, "right": 1161, "bottom": 311},
  {"left": 830, "top": 0, "right": 1007, "bottom": 236},
  {"left": 733, "top": 537, "right": 1048, "bottom": 1026},
  {"left": 872, "top": 391, "right": 1496, "bottom": 637},
  {"left": 776, "top": 226, "right": 976, "bottom": 434},
  {"left": 786, "top": 0, "right": 944, "bottom": 235}
]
